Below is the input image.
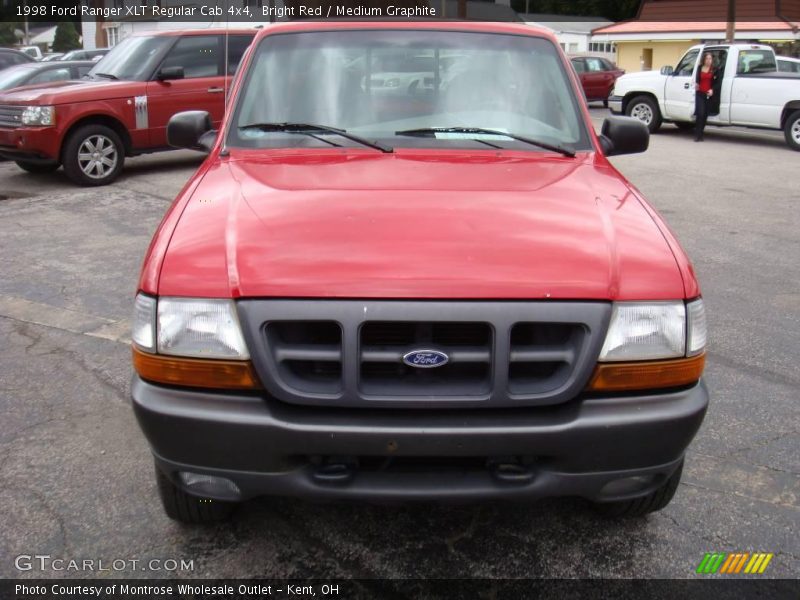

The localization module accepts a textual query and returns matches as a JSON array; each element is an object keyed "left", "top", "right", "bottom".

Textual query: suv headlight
[
  {"left": 131, "top": 294, "right": 259, "bottom": 389},
  {"left": 589, "top": 299, "right": 707, "bottom": 392},
  {"left": 21, "top": 106, "right": 55, "bottom": 126}
]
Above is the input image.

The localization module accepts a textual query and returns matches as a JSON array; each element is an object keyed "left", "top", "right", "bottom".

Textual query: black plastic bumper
[{"left": 132, "top": 376, "right": 708, "bottom": 503}]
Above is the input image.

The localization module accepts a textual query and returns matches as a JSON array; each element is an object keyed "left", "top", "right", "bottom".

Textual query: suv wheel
[
  {"left": 15, "top": 160, "right": 60, "bottom": 174},
  {"left": 62, "top": 124, "right": 124, "bottom": 186},
  {"left": 784, "top": 110, "right": 800, "bottom": 151},
  {"left": 594, "top": 460, "right": 683, "bottom": 518},
  {"left": 155, "top": 465, "right": 237, "bottom": 524},
  {"left": 625, "top": 95, "right": 662, "bottom": 133}
]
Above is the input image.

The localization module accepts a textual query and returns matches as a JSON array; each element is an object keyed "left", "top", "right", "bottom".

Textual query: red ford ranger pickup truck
[
  {"left": 0, "top": 29, "right": 255, "bottom": 186},
  {"left": 131, "top": 21, "right": 709, "bottom": 523}
]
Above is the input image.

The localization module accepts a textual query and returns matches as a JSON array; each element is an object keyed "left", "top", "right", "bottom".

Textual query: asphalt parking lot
[{"left": 0, "top": 108, "right": 798, "bottom": 580}]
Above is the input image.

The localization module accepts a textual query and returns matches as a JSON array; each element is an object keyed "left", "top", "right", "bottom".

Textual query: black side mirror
[
  {"left": 156, "top": 66, "right": 184, "bottom": 81},
  {"left": 167, "top": 111, "right": 215, "bottom": 152},
  {"left": 660, "top": 65, "right": 675, "bottom": 76},
  {"left": 599, "top": 116, "right": 649, "bottom": 156}
]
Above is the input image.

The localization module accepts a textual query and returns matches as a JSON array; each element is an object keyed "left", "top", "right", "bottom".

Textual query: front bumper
[
  {"left": 132, "top": 376, "right": 708, "bottom": 503},
  {"left": 607, "top": 95, "right": 624, "bottom": 114},
  {"left": 0, "top": 126, "right": 61, "bottom": 162}
]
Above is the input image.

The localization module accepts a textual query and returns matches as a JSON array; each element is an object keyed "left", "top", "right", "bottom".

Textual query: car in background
[
  {"left": 570, "top": 56, "right": 624, "bottom": 107},
  {"left": 0, "top": 29, "right": 255, "bottom": 185},
  {"left": 19, "top": 46, "right": 44, "bottom": 61},
  {"left": 59, "top": 48, "right": 109, "bottom": 62},
  {"left": 777, "top": 56, "right": 800, "bottom": 74},
  {"left": 0, "top": 61, "right": 95, "bottom": 92},
  {"left": 42, "top": 53, "right": 65, "bottom": 62},
  {"left": 0, "top": 48, "right": 36, "bottom": 72}
]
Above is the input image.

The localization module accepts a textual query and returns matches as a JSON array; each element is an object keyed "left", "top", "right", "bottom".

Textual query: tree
[
  {"left": 0, "top": 22, "right": 20, "bottom": 46},
  {"left": 52, "top": 21, "right": 81, "bottom": 53}
]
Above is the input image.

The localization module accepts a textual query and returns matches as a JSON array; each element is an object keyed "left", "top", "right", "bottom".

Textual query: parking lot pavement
[{"left": 0, "top": 125, "right": 798, "bottom": 580}]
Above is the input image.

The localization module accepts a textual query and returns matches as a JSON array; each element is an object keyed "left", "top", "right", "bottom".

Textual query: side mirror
[
  {"left": 167, "top": 111, "right": 216, "bottom": 152},
  {"left": 660, "top": 65, "right": 675, "bottom": 76},
  {"left": 156, "top": 66, "right": 184, "bottom": 81},
  {"left": 598, "top": 116, "right": 649, "bottom": 156}
]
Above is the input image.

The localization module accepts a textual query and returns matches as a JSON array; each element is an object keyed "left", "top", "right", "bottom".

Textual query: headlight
[
  {"left": 686, "top": 298, "right": 707, "bottom": 356},
  {"left": 131, "top": 293, "right": 156, "bottom": 352},
  {"left": 588, "top": 299, "right": 707, "bottom": 393},
  {"left": 157, "top": 297, "right": 249, "bottom": 359},
  {"left": 131, "top": 294, "right": 259, "bottom": 390},
  {"left": 600, "top": 302, "right": 686, "bottom": 361},
  {"left": 21, "top": 106, "right": 55, "bottom": 126}
]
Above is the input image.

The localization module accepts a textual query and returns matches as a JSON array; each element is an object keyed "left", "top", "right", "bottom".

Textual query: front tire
[
  {"left": 62, "top": 124, "right": 124, "bottom": 186},
  {"left": 594, "top": 461, "right": 683, "bottom": 518},
  {"left": 15, "top": 160, "right": 60, "bottom": 174},
  {"left": 155, "top": 466, "right": 237, "bottom": 524},
  {"left": 625, "top": 95, "right": 662, "bottom": 133},
  {"left": 784, "top": 110, "right": 800, "bottom": 151}
]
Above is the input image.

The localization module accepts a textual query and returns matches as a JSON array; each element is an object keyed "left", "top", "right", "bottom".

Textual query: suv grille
[
  {"left": 238, "top": 300, "right": 610, "bottom": 409},
  {"left": 0, "top": 105, "right": 24, "bottom": 129}
]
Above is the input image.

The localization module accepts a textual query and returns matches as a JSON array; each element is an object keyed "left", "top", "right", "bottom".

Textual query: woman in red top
[{"left": 694, "top": 52, "right": 717, "bottom": 142}]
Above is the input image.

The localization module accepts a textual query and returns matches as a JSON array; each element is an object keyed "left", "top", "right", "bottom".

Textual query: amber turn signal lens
[
  {"left": 132, "top": 347, "right": 262, "bottom": 390},
  {"left": 586, "top": 353, "right": 705, "bottom": 392}
]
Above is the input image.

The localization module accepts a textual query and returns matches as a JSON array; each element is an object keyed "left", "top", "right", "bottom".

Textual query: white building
[
  {"left": 521, "top": 14, "right": 615, "bottom": 59},
  {"left": 81, "top": 0, "right": 269, "bottom": 50}
]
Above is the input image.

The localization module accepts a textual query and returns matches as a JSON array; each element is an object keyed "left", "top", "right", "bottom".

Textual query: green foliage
[
  {"left": 52, "top": 21, "right": 81, "bottom": 53},
  {"left": 0, "top": 22, "right": 20, "bottom": 46}
]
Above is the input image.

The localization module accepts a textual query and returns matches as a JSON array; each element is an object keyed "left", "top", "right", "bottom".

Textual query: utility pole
[
  {"left": 726, "top": 0, "right": 736, "bottom": 42},
  {"left": 458, "top": 0, "right": 466, "bottom": 19},
  {"left": 23, "top": 0, "right": 30, "bottom": 45}
]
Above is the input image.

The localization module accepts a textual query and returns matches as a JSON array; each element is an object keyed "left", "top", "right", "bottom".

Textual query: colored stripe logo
[{"left": 696, "top": 552, "right": 774, "bottom": 574}]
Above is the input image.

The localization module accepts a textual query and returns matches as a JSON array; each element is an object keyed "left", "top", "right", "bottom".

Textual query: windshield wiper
[
  {"left": 394, "top": 127, "right": 575, "bottom": 157},
  {"left": 239, "top": 122, "right": 393, "bottom": 153},
  {"left": 92, "top": 72, "right": 119, "bottom": 80}
]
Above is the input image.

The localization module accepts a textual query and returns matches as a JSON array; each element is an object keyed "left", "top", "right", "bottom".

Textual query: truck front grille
[
  {"left": 359, "top": 321, "right": 493, "bottom": 396},
  {"left": 238, "top": 300, "right": 611, "bottom": 409},
  {"left": 0, "top": 105, "right": 24, "bottom": 129}
]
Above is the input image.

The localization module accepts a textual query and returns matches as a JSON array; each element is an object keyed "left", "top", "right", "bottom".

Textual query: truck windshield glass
[
  {"left": 230, "top": 30, "right": 590, "bottom": 151},
  {"left": 87, "top": 36, "right": 172, "bottom": 81}
]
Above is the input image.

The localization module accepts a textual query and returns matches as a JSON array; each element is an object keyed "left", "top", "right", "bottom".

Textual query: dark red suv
[{"left": 0, "top": 29, "right": 254, "bottom": 186}]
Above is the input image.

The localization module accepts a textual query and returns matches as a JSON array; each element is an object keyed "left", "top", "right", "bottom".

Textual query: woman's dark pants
[{"left": 695, "top": 92, "right": 709, "bottom": 140}]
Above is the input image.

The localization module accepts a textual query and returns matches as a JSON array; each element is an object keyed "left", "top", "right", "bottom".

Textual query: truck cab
[{"left": 0, "top": 29, "right": 255, "bottom": 185}]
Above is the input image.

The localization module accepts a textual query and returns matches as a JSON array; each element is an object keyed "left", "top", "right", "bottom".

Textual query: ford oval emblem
[{"left": 402, "top": 349, "right": 449, "bottom": 369}]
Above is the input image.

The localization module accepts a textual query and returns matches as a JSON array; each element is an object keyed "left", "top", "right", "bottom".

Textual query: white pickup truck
[{"left": 608, "top": 43, "right": 800, "bottom": 150}]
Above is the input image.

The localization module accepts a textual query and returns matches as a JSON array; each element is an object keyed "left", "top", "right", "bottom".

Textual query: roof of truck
[{"left": 253, "top": 20, "right": 557, "bottom": 43}]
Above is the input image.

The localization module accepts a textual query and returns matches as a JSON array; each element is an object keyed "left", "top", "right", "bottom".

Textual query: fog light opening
[
  {"left": 178, "top": 471, "right": 241, "bottom": 501},
  {"left": 599, "top": 474, "right": 659, "bottom": 499}
]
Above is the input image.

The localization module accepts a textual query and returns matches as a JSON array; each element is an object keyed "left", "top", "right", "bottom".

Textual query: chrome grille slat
[{"left": 0, "top": 105, "right": 24, "bottom": 129}]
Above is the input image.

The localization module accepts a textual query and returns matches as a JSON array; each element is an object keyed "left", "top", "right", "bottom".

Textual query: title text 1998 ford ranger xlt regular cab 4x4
[
  {"left": 609, "top": 43, "right": 800, "bottom": 150},
  {"left": 0, "top": 29, "right": 254, "bottom": 185},
  {"left": 131, "top": 21, "right": 709, "bottom": 523}
]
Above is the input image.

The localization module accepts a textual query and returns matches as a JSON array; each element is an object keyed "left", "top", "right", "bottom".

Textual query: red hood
[
  {"left": 157, "top": 149, "right": 687, "bottom": 300},
  {"left": 0, "top": 79, "right": 142, "bottom": 105}
]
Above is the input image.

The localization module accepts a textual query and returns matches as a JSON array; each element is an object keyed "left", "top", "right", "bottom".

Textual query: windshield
[
  {"left": 229, "top": 30, "right": 590, "bottom": 152},
  {"left": 0, "top": 65, "right": 34, "bottom": 91},
  {"left": 87, "top": 36, "right": 172, "bottom": 81}
]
